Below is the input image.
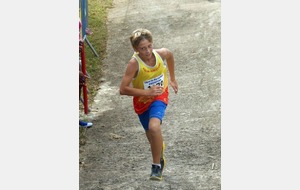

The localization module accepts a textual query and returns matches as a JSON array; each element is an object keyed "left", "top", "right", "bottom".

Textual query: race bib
[{"left": 143, "top": 74, "right": 164, "bottom": 89}]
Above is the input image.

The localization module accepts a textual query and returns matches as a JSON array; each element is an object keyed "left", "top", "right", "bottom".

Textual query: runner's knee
[{"left": 148, "top": 118, "right": 162, "bottom": 134}]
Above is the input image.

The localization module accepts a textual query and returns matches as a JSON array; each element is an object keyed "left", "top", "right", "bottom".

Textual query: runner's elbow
[{"left": 119, "top": 87, "right": 126, "bottom": 95}]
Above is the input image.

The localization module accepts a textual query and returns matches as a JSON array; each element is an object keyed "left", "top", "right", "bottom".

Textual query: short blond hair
[{"left": 129, "top": 28, "right": 153, "bottom": 48}]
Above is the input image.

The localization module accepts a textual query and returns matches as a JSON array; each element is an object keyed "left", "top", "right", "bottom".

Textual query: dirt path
[{"left": 79, "top": 0, "right": 221, "bottom": 189}]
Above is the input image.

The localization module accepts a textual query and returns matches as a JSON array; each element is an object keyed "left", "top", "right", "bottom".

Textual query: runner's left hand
[{"left": 170, "top": 79, "right": 178, "bottom": 94}]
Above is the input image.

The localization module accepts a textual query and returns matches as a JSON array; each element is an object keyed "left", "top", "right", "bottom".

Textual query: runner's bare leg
[{"left": 146, "top": 118, "right": 163, "bottom": 164}]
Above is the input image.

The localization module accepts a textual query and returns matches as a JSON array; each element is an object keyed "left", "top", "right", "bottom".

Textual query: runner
[{"left": 119, "top": 28, "right": 178, "bottom": 180}]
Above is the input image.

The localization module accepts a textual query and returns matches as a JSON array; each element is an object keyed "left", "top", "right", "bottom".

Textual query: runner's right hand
[{"left": 148, "top": 85, "right": 164, "bottom": 96}]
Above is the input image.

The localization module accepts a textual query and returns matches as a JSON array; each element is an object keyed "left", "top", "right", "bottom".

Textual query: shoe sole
[{"left": 150, "top": 176, "right": 163, "bottom": 181}]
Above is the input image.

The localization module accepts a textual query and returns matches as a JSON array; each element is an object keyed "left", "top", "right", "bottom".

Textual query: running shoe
[
  {"left": 79, "top": 120, "right": 93, "bottom": 128},
  {"left": 150, "top": 164, "right": 162, "bottom": 181}
]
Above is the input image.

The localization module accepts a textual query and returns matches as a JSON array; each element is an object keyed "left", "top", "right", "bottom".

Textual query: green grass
[
  {"left": 83, "top": 0, "right": 113, "bottom": 102},
  {"left": 79, "top": 0, "right": 113, "bottom": 147}
]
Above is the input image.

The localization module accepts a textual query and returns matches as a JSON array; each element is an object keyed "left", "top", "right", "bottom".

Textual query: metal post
[
  {"left": 80, "top": 0, "right": 99, "bottom": 57},
  {"left": 80, "top": 41, "right": 89, "bottom": 114}
]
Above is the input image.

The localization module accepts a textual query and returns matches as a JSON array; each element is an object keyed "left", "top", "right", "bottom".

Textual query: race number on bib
[{"left": 143, "top": 74, "right": 164, "bottom": 89}]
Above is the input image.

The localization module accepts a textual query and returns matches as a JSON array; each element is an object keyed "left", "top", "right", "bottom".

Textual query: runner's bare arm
[
  {"left": 156, "top": 48, "right": 178, "bottom": 94},
  {"left": 119, "top": 59, "right": 163, "bottom": 96}
]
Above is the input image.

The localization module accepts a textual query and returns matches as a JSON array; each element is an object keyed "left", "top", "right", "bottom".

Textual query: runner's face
[{"left": 135, "top": 39, "right": 153, "bottom": 59}]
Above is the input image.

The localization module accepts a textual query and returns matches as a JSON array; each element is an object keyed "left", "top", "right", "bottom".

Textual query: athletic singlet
[{"left": 132, "top": 50, "right": 169, "bottom": 114}]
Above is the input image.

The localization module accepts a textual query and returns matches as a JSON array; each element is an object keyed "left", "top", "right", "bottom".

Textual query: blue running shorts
[{"left": 138, "top": 100, "right": 167, "bottom": 131}]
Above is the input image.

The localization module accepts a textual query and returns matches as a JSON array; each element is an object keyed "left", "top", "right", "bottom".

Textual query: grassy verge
[
  {"left": 82, "top": 0, "right": 113, "bottom": 101},
  {"left": 79, "top": 0, "right": 113, "bottom": 147}
]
